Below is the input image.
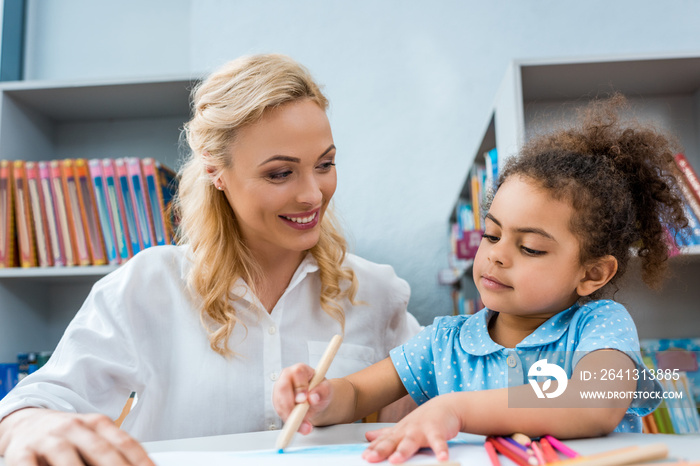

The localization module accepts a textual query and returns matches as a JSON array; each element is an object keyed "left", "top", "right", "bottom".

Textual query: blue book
[
  {"left": 115, "top": 158, "right": 141, "bottom": 255},
  {"left": 88, "top": 160, "right": 118, "bottom": 264}
]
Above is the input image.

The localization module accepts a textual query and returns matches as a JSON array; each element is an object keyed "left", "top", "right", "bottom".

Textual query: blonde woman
[{"left": 0, "top": 54, "right": 420, "bottom": 465}]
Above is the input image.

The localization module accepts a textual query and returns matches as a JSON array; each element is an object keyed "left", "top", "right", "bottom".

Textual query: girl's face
[
  {"left": 218, "top": 99, "right": 336, "bottom": 258},
  {"left": 472, "top": 176, "right": 587, "bottom": 319}
]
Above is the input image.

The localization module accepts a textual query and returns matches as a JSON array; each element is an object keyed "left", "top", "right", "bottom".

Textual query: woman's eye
[
  {"left": 522, "top": 246, "right": 546, "bottom": 256},
  {"left": 317, "top": 161, "right": 336, "bottom": 171},
  {"left": 267, "top": 170, "right": 292, "bottom": 181},
  {"left": 482, "top": 234, "right": 499, "bottom": 243}
]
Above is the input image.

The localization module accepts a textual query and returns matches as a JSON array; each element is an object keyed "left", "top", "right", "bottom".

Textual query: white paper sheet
[{"left": 150, "top": 439, "right": 501, "bottom": 465}]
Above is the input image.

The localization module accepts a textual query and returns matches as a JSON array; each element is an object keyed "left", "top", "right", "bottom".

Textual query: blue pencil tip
[{"left": 278, "top": 449, "right": 284, "bottom": 454}]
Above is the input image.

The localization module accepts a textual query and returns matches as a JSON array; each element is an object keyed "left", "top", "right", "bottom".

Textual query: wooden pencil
[{"left": 275, "top": 334, "right": 343, "bottom": 452}]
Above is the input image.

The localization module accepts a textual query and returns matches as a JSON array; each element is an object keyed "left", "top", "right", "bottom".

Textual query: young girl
[{"left": 273, "top": 95, "right": 690, "bottom": 464}]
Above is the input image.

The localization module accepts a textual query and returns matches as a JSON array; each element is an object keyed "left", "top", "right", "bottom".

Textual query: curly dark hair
[{"left": 489, "top": 94, "right": 689, "bottom": 298}]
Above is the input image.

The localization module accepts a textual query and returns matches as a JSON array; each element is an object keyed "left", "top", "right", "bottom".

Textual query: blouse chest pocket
[{"left": 307, "top": 341, "right": 377, "bottom": 380}]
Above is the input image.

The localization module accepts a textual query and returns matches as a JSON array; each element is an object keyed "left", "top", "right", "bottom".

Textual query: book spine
[
  {"left": 88, "top": 159, "right": 119, "bottom": 265},
  {"left": 102, "top": 159, "right": 132, "bottom": 261},
  {"left": 677, "top": 177, "right": 700, "bottom": 227},
  {"left": 115, "top": 158, "right": 142, "bottom": 255},
  {"left": 156, "top": 161, "right": 178, "bottom": 244},
  {"left": 74, "top": 159, "right": 106, "bottom": 265},
  {"left": 50, "top": 160, "right": 76, "bottom": 266},
  {"left": 39, "top": 161, "right": 65, "bottom": 266},
  {"left": 675, "top": 153, "right": 700, "bottom": 207},
  {"left": 26, "top": 161, "right": 52, "bottom": 267},
  {"left": 0, "top": 160, "right": 16, "bottom": 267},
  {"left": 470, "top": 173, "right": 481, "bottom": 230},
  {"left": 12, "top": 161, "right": 37, "bottom": 267},
  {"left": 61, "top": 159, "right": 91, "bottom": 266},
  {"left": 126, "top": 157, "right": 154, "bottom": 249},
  {"left": 141, "top": 158, "right": 168, "bottom": 246}
]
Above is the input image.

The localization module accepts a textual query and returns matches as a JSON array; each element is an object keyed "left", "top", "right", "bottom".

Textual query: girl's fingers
[
  {"left": 426, "top": 431, "right": 450, "bottom": 463},
  {"left": 387, "top": 433, "right": 423, "bottom": 464},
  {"left": 364, "top": 426, "right": 391, "bottom": 442},
  {"left": 362, "top": 435, "right": 399, "bottom": 463}
]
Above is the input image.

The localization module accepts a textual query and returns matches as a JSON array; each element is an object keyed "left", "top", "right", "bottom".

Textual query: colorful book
[
  {"left": 74, "top": 159, "right": 106, "bottom": 265},
  {"left": 142, "top": 157, "right": 168, "bottom": 246},
  {"left": 0, "top": 160, "right": 16, "bottom": 267},
  {"left": 88, "top": 159, "right": 119, "bottom": 265},
  {"left": 50, "top": 160, "right": 76, "bottom": 266},
  {"left": 25, "top": 162, "right": 53, "bottom": 267},
  {"left": 156, "top": 161, "right": 179, "bottom": 243},
  {"left": 675, "top": 153, "right": 700, "bottom": 208},
  {"left": 115, "top": 158, "right": 141, "bottom": 255},
  {"left": 126, "top": 157, "right": 154, "bottom": 250},
  {"left": 102, "top": 159, "right": 132, "bottom": 262},
  {"left": 470, "top": 172, "right": 481, "bottom": 230},
  {"left": 61, "top": 159, "right": 91, "bottom": 266},
  {"left": 12, "top": 161, "right": 37, "bottom": 267},
  {"left": 39, "top": 161, "right": 65, "bottom": 266}
]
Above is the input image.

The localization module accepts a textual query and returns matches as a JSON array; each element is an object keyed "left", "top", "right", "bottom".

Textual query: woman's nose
[{"left": 296, "top": 173, "right": 323, "bottom": 206}]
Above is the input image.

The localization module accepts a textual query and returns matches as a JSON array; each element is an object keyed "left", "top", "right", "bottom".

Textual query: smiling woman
[{"left": 0, "top": 54, "right": 421, "bottom": 466}]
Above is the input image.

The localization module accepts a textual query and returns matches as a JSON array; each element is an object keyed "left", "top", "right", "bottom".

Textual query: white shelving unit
[
  {"left": 449, "top": 53, "right": 700, "bottom": 339},
  {"left": 0, "top": 76, "right": 195, "bottom": 362}
]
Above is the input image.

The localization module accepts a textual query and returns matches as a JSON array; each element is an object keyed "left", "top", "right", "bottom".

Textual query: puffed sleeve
[
  {"left": 571, "top": 300, "right": 663, "bottom": 418},
  {"left": 0, "top": 264, "right": 143, "bottom": 422}
]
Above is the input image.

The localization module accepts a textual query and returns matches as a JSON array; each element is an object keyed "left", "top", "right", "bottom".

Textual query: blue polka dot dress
[{"left": 390, "top": 300, "right": 662, "bottom": 433}]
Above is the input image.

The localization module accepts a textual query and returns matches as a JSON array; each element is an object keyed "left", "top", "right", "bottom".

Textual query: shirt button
[
  {"left": 268, "top": 424, "right": 277, "bottom": 431},
  {"left": 506, "top": 355, "right": 517, "bottom": 368},
  {"left": 268, "top": 326, "right": 277, "bottom": 335},
  {"left": 270, "top": 372, "right": 278, "bottom": 381}
]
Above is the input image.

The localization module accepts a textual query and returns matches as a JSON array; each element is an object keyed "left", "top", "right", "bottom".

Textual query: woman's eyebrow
[{"left": 258, "top": 144, "right": 336, "bottom": 167}]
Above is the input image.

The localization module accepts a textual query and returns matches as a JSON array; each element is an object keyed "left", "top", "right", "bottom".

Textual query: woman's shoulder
[
  {"left": 98, "top": 245, "right": 192, "bottom": 290},
  {"left": 343, "top": 253, "right": 403, "bottom": 281}
]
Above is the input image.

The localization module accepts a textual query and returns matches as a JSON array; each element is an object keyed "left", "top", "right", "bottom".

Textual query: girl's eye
[
  {"left": 522, "top": 246, "right": 546, "bottom": 256},
  {"left": 482, "top": 234, "right": 499, "bottom": 243}
]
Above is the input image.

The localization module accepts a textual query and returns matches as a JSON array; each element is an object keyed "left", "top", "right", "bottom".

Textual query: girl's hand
[
  {"left": 272, "top": 363, "right": 333, "bottom": 434},
  {"left": 0, "top": 408, "right": 154, "bottom": 466},
  {"left": 362, "top": 395, "right": 461, "bottom": 464}
]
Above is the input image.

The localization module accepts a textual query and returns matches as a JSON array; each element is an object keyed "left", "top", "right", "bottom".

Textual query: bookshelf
[
  {"left": 447, "top": 53, "right": 700, "bottom": 339},
  {"left": 0, "top": 76, "right": 195, "bottom": 362}
]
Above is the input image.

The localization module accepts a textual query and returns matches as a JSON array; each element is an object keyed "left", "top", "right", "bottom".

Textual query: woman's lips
[{"left": 279, "top": 209, "right": 320, "bottom": 230}]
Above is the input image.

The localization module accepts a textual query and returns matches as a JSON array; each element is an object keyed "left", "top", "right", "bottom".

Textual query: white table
[
  {"left": 1, "top": 424, "right": 698, "bottom": 465},
  {"left": 144, "top": 423, "right": 700, "bottom": 460}
]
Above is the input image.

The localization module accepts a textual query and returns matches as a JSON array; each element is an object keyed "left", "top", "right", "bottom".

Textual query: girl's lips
[{"left": 481, "top": 274, "right": 511, "bottom": 290}]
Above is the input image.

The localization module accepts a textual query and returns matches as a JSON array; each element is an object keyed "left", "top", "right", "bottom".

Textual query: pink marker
[{"left": 544, "top": 435, "right": 579, "bottom": 458}]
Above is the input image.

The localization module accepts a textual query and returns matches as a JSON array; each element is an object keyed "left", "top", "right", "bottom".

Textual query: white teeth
[{"left": 283, "top": 212, "right": 316, "bottom": 224}]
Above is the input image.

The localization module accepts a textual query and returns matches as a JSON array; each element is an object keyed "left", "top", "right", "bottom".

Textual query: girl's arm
[
  {"left": 273, "top": 357, "right": 407, "bottom": 432},
  {"left": 362, "top": 349, "right": 637, "bottom": 464}
]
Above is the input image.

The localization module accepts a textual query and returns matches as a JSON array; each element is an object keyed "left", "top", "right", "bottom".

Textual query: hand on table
[
  {"left": 0, "top": 408, "right": 154, "bottom": 466},
  {"left": 362, "top": 395, "right": 461, "bottom": 464}
]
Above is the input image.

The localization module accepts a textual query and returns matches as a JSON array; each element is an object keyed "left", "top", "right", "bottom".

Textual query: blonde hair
[{"left": 177, "top": 54, "right": 358, "bottom": 356}]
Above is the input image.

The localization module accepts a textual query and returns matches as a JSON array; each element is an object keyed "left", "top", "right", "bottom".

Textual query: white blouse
[{"left": 0, "top": 245, "right": 420, "bottom": 442}]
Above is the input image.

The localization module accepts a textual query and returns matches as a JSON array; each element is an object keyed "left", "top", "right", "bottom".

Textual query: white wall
[{"left": 21, "top": 0, "right": 700, "bottom": 324}]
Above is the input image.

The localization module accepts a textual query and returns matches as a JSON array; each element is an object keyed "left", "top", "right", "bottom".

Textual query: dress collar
[{"left": 459, "top": 304, "right": 580, "bottom": 355}]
